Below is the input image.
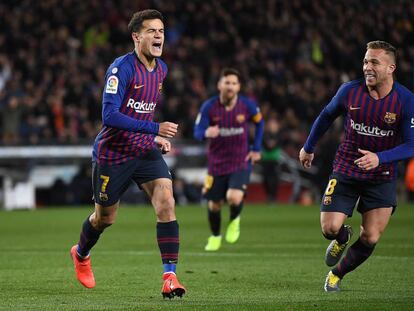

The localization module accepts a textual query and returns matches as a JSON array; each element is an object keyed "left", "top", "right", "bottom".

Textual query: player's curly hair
[
  {"left": 128, "top": 9, "right": 164, "bottom": 33},
  {"left": 367, "top": 40, "right": 397, "bottom": 63}
]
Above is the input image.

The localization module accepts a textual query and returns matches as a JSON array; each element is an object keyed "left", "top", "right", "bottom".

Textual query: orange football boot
[
  {"left": 162, "top": 272, "right": 186, "bottom": 299},
  {"left": 70, "top": 245, "right": 96, "bottom": 288}
]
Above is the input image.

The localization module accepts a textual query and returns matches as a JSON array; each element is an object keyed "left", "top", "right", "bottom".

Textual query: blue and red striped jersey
[
  {"left": 304, "top": 79, "right": 414, "bottom": 181},
  {"left": 194, "top": 95, "right": 264, "bottom": 176},
  {"left": 92, "top": 51, "right": 167, "bottom": 165}
]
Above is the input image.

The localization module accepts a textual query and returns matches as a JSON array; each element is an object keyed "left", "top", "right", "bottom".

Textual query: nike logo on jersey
[
  {"left": 349, "top": 106, "right": 361, "bottom": 110},
  {"left": 134, "top": 84, "right": 144, "bottom": 89}
]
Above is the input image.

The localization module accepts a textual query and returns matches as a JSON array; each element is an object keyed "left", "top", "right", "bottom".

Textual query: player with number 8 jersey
[{"left": 299, "top": 41, "right": 414, "bottom": 292}]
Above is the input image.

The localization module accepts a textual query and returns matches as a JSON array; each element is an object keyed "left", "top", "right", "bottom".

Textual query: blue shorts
[
  {"left": 92, "top": 149, "right": 171, "bottom": 207},
  {"left": 203, "top": 169, "right": 251, "bottom": 202},
  {"left": 320, "top": 173, "right": 397, "bottom": 217}
]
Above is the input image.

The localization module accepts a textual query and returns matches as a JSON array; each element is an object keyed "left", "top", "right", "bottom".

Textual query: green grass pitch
[{"left": 0, "top": 204, "right": 413, "bottom": 310}]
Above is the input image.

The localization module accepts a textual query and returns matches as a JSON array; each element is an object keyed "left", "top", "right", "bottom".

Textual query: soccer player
[
  {"left": 69, "top": 10, "right": 186, "bottom": 299},
  {"left": 299, "top": 41, "right": 414, "bottom": 292},
  {"left": 194, "top": 68, "right": 264, "bottom": 251}
]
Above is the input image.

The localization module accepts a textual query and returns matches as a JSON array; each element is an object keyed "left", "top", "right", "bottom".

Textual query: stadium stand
[{"left": 0, "top": 0, "right": 413, "bottom": 206}]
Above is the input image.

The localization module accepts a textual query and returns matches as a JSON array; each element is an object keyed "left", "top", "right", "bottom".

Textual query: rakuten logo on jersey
[
  {"left": 350, "top": 119, "right": 394, "bottom": 137},
  {"left": 219, "top": 127, "right": 244, "bottom": 137},
  {"left": 126, "top": 98, "right": 156, "bottom": 114}
]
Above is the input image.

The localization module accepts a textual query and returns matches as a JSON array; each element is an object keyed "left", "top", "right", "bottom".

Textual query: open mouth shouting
[{"left": 151, "top": 41, "right": 163, "bottom": 54}]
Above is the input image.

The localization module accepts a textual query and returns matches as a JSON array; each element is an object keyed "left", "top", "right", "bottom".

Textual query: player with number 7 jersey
[{"left": 70, "top": 9, "right": 186, "bottom": 299}]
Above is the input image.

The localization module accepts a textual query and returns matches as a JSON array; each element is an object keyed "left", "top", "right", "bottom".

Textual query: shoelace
[
  {"left": 328, "top": 275, "right": 339, "bottom": 287},
  {"left": 330, "top": 242, "right": 346, "bottom": 257}
]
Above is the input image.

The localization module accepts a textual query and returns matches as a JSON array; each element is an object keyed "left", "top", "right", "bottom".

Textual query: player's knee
[
  {"left": 226, "top": 194, "right": 243, "bottom": 206},
  {"left": 360, "top": 230, "right": 381, "bottom": 246},
  {"left": 93, "top": 216, "right": 115, "bottom": 230},
  {"left": 154, "top": 193, "right": 175, "bottom": 209},
  {"left": 154, "top": 194, "right": 175, "bottom": 220},
  {"left": 208, "top": 202, "right": 221, "bottom": 212},
  {"left": 321, "top": 224, "right": 341, "bottom": 240}
]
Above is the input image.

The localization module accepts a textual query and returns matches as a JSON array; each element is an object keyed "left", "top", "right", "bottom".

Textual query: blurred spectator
[
  {"left": 67, "top": 165, "right": 93, "bottom": 205},
  {"left": 0, "top": 55, "right": 12, "bottom": 92},
  {"left": 261, "top": 114, "right": 283, "bottom": 202},
  {"left": 2, "top": 96, "right": 23, "bottom": 144}
]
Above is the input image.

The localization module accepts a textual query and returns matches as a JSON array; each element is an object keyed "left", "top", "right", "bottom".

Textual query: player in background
[
  {"left": 194, "top": 68, "right": 264, "bottom": 251},
  {"left": 299, "top": 41, "right": 414, "bottom": 291},
  {"left": 70, "top": 9, "right": 186, "bottom": 299}
]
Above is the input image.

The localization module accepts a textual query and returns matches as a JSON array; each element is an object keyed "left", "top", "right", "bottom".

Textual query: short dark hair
[
  {"left": 219, "top": 68, "right": 241, "bottom": 82},
  {"left": 128, "top": 9, "right": 164, "bottom": 33},
  {"left": 366, "top": 40, "right": 397, "bottom": 63}
]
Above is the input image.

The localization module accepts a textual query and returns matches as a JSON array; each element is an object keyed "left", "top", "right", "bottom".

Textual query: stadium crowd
[
  {"left": 1, "top": 0, "right": 414, "bottom": 203},
  {"left": 1, "top": 0, "right": 414, "bottom": 145}
]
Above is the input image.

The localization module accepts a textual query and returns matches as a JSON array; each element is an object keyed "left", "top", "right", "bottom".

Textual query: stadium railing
[{"left": 0, "top": 144, "right": 318, "bottom": 209}]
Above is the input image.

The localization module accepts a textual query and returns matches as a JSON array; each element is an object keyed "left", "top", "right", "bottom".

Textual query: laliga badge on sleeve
[{"left": 105, "top": 75, "right": 119, "bottom": 94}]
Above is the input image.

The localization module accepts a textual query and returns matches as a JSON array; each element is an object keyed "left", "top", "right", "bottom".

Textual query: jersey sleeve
[
  {"left": 245, "top": 98, "right": 262, "bottom": 122},
  {"left": 377, "top": 94, "right": 414, "bottom": 163},
  {"left": 194, "top": 101, "right": 212, "bottom": 141},
  {"left": 101, "top": 61, "right": 159, "bottom": 134},
  {"left": 303, "top": 82, "right": 349, "bottom": 153},
  {"left": 246, "top": 98, "right": 264, "bottom": 151}
]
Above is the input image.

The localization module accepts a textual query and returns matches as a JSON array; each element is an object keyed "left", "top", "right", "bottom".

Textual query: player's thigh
[
  {"left": 141, "top": 178, "right": 175, "bottom": 221},
  {"left": 357, "top": 180, "right": 397, "bottom": 215},
  {"left": 226, "top": 189, "right": 244, "bottom": 205},
  {"left": 226, "top": 169, "right": 250, "bottom": 204},
  {"left": 203, "top": 174, "right": 228, "bottom": 202},
  {"left": 320, "top": 173, "right": 359, "bottom": 217},
  {"left": 141, "top": 178, "right": 174, "bottom": 203},
  {"left": 320, "top": 212, "right": 348, "bottom": 235},
  {"left": 360, "top": 207, "right": 392, "bottom": 245},
  {"left": 359, "top": 181, "right": 395, "bottom": 243},
  {"left": 92, "top": 160, "right": 135, "bottom": 207},
  {"left": 131, "top": 149, "right": 172, "bottom": 187}
]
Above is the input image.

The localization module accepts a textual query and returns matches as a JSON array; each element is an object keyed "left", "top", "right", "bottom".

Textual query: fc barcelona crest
[
  {"left": 323, "top": 196, "right": 332, "bottom": 205},
  {"left": 236, "top": 114, "right": 246, "bottom": 123},
  {"left": 384, "top": 112, "right": 396, "bottom": 124},
  {"left": 159, "top": 83, "right": 163, "bottom": 93},
  {"left": 99, "top": 192, "right": 108, "bottom": 202}
]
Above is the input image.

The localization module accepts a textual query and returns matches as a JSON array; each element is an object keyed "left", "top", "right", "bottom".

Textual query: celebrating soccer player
[
  {"left": 70, "top": 10, "right": 186, "bottom": 298},
  {"left": 194, "top": 68, "right": 264, "bottom": 251},
  {"left": 299, "top": 41, "right": 414, "bottom": 291}
]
